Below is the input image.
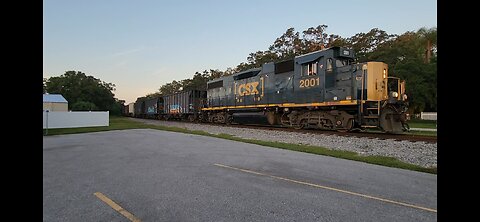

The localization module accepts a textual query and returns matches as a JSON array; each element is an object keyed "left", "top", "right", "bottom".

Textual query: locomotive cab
[
  {"left": 387, "top": 77, "right": 408, "bottom": 102},
  {"left": 356, "top": 62, "right": 409, "bottom": 133}
]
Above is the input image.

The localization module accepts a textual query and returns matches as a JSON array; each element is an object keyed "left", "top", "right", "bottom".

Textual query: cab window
[
  {"left": 335, "top": 59, "right": 352, "bottom": 68},
  {"left": 326, "top": 58, "right": 333, "bottom": 71},
  {"left": 302, "top": 62, "right": 318, "bottom": 76},
  {"left": 325, "top": 58, "right": 334, "bottom": 88}
]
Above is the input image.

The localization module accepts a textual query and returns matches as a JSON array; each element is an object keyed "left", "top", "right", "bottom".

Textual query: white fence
[
  {"left": 420, "top": 112, "right": 437, "bottom": 121},
  {"left": 43, "top": 111, "right": 109, "bottom": 129}
]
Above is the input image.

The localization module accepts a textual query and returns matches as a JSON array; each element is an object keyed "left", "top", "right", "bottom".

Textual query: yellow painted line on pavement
[
  {"left": 213, "top": 163, "right": 437, "bottom": 213},
  {"left": 94, "top": 192, "right": 141, "bottom": 222}
]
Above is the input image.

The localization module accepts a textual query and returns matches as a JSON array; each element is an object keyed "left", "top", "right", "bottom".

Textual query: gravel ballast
[{"left": 130, "top": 118, "right": 437, "bottom": 168}]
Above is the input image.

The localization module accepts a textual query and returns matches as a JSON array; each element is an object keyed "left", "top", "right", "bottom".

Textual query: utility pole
[{"left": 45, "top": 110, "right": 49, "bottom": 135}]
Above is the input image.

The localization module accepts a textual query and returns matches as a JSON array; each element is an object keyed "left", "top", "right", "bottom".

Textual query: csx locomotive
[{"left": 130, "top": 47, "right": 409, "bottom": 133}]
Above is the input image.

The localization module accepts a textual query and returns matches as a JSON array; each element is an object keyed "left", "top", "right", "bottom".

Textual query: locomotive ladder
[
  {"left": 360, "top": 100, "right": 380, "bottom": 128},
  {"left": 365, "top": 100, "right": 380, "bottom": 116},
  {"left": 361, "top": 100, "right": 381, "bottom": 128}
]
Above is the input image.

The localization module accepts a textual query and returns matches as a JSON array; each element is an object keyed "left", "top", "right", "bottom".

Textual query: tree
[
  {"left": 183, "top": 71, "right": 210, "bottom": 91},
  {"left": 223, "top": 67, "right": 237, "bottom": 76},
  {"left": 236, "top": 62, "right": 257, "bottom": 72},
  {"left": 301, "top": 25, "right": 329, "bottom": 53},
  {"left": 244, "top": 51, "right": 278, "bottom": 70},
  {"left": 159, "top": 80, "right": 183, "bottom": 95},
  {"left": 328, "top": 36, "right": 349, "bottom": 48},
  {"left": 235, "top": 25, "right": 340, "bottom": 73},
  {"left": 110, "top": 99, "right": 125, "bottom": 115},
  {"left": 70, "top": 101, "right": 98, "bottom": 111},
  {"left": 207, "top": 69, "right": 224, "bottom": 80},
  {"left": 345, "top": 28, "right": 397, "bottom": 62},
  {"left": 416, "top": 27, "right": 437, "bottom": 63},
  {"left": 145, "top": 92, "right": 162, "bottom": 98},
  {"left": 269, "top": 27, "right": 302, "bottom": 60},
  {"left": 394, "top": 58, "right": 437, "bottom": 112},
  {"left": 43, "top": 78, "right": 47, "bottom": 93},
  {"left": 367, "top": 28, "right": 437, "bottom": 112},
  {"left": 45, "top": 71, "right": 120, "bottom": 114}
]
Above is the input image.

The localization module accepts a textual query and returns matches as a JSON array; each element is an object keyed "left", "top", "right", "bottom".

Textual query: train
[{"left": 123, "top": 47, "right": 409, "bottom": 133}]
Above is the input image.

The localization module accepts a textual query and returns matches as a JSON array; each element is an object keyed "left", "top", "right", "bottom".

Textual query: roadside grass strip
[{"left": 408, "top": 119, "right": 437, "bottom": 129}]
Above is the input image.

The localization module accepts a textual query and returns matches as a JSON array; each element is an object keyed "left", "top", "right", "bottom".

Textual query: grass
[
  {"left": 365, "top": 128, "right": 436, "bottom": 137},
  {"left": 408, "top": 119, "right": 437, "bottom": 129},
  {"left": 43, "top": 116, "right": 147, "bottom": 136},
  {"left": 213, "top": 134, "right": 436, "bottom": 174},
  {"left": 44, "top": 116, "right": 437, "bottom": 174},
  {"left": 408, "top": 130, "right": 437, "bottom": 137},
  {"left": 404, "top": 119, "right": 437, "bottom": 136}
]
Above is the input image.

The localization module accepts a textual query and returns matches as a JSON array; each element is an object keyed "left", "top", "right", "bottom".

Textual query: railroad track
[
  {"left": 188, "top": 121, "right": 437, "bottom": 144},
  {"left": 132, "top": 118, "right": 437, "bottom": 144}
]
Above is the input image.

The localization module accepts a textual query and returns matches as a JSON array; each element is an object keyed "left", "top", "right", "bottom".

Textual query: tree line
[
  {"left": 43, "top": 71, "right": 124, "bottom": 115},
  {"left": 150, "top": 25, "right": 436, "bottom": 113}
]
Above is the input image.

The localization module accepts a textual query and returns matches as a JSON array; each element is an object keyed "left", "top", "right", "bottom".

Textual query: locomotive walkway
[{"left": 43, "top": 129, "right": 436, "bottom": 221}]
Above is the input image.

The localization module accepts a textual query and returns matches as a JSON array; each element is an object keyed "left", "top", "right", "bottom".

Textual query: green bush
[{"left": 70, "top": 101, "right": 98, "bottom": 111}]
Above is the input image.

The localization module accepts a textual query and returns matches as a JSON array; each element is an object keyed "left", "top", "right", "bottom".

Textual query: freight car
[
  {"left": 162, "top": 90, "right": 207, "bottom": 121},
  {"left": 121, "top": 104, "right": 129, "bottom": 116},
  {"left": 132, "top": 90, "right": 207, "bottom": 120},
  {"left": 134, "top": 96, "right": 163, "bottom": 119},
  {"left": 202, "top": 46, "right": 409, "bottom": 133},
  {"left": 127, "top": 102, "right": 135, "bottom": 117},
  {"left": 144, "top": 97, "right": 163, "bottom": 119},
  {"left": 121, "top": 102, "right": 136, "bottom": 117},
  {"left": 133, "top": 99, "right": 143, "bottom": 118}
]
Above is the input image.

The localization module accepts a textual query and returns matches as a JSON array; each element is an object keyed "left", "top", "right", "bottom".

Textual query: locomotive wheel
[
  {"left": 225, "top": 114, "right": 233, "bottom": 125},
  {"left": 293, "top": 124, "right": 304, "bottom": 130},
  {"left": 336, "top": 119, "right": 354, "bottom": 132},
  {"left": 293, "top": 120, "right": 306, "bottom": 129}
]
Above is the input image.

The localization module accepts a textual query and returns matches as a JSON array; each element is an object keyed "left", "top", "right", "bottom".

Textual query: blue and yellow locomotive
[{"left": 202, "top": 47, "right": 409, "bottom": 133}]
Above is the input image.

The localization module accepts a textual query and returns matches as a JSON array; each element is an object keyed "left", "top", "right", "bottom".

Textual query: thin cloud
[{"left": 110, "top": 46, "right": 145, "bottom": 57}]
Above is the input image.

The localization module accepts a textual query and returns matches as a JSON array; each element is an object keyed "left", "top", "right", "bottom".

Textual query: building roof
[{"left": 43, "top": 94, "right": 68, "bottom": 103}]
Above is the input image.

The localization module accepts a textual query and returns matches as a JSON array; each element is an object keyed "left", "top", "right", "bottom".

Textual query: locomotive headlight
[
  {"left": 392, "top": 92, "right": 399, "bottom": 98},
  {"left": 383, "top": 69, "right": 387, "bottom": 78},
  {"left": 402, "top": 94, "right": 408, "bottom": 100}
]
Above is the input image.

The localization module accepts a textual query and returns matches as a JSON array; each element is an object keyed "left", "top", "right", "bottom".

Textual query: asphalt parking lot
[{"left": 43, "top": 129, "right": 437, "bottom": 221}]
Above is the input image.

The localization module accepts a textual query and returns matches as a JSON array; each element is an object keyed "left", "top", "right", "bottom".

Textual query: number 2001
[{"left": 299, "top": 78, "right": 320, "bottom": 88}]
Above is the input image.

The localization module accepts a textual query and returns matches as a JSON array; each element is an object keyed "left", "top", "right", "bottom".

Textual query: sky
[{"left": 43, "top": 0, "right": 437, "bottom": 104}]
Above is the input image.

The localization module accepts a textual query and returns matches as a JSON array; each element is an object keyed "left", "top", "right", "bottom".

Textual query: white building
[{"left": 43, "top": 94, "right": 68, "bottom": 111}]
